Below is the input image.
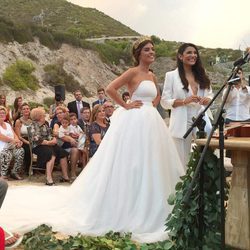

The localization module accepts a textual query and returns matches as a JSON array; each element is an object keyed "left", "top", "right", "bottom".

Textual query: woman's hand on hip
[{"left": 124, "top": 100, "right": 143, "bottom": 110}]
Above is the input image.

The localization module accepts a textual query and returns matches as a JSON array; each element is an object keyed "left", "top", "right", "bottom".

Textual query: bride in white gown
[{"left": 0, "top": 37, "right": 184, "bottom": 243}]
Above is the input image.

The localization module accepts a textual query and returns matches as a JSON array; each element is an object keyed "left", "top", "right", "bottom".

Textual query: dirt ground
[
  {"left": 7, "top": 163, "right": 85, "bottom": 187},
  {"left": 8, "top": 170, "right": 73, "bottom": 187}
]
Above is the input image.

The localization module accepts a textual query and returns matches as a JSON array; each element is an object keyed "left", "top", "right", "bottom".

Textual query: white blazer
[{"left": 161, "top": 68, "right": 213, "bottom": 138}]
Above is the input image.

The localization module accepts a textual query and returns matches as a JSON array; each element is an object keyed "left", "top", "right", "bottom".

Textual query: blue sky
[{"left": 68, "top": 0, "right": 250, "bottom": 50}]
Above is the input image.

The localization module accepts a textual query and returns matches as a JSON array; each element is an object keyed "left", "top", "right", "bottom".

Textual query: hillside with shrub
[
  {"left": 0, "top": 0, "right": 249, "bottom": 107},
  {"left": 0, "top": 0, "right": 138, "bottom": 42}
]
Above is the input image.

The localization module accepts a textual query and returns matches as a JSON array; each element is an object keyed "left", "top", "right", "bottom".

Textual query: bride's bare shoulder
[
  {"left": 120, "top": 67, "right": 138, "bottom": 82},
  {"left": 124, "top": 67, "right": 138, "bottom": 75}
]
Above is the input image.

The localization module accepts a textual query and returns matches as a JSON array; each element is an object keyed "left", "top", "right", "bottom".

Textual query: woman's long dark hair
[
  {"left": 177, "top": 43, "right": 210, "bottom": 91},
  {"left": 13, "top": 96, "right": 22, "bottom": 111}
]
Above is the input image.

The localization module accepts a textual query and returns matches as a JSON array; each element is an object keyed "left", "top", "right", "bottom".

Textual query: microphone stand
[{"left": 182, "top": 64, "right": 244, "bottom": 250}]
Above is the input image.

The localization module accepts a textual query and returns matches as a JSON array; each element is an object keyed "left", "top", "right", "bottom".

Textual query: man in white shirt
[{"left": 223, "top": 68, "right": 250, "bottom": 124}]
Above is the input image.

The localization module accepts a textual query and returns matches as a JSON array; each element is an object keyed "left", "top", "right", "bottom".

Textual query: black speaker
[
  {"left": 54, "top": 85, "right": 65, "bottom": 101},
  {"left": 249, "top": 75, "right": 250, "bottom": 86}
]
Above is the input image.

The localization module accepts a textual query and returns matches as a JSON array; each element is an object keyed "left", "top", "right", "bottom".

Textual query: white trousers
[{"left": 172, "top": 133, "right": 193, "bottom": 169}]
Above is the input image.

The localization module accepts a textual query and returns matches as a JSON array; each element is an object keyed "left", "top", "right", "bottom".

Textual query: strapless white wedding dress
[{"left": 0, "top": 80, "right": 184, "bottom": 243}]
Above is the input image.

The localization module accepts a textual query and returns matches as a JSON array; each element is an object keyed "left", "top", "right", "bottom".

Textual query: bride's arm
[{"left": 106, "top": 69, "right": 142, "bottom": 110}]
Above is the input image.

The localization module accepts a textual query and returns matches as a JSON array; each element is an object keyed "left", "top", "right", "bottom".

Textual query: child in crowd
[
  {"left": 69, "top": 113, "right": 88, "bottom": 170},
  {"left": 58, "top": 115, "right": 77, "bottom": 152},
  {"left": 58, "top": 114, "right": 80, "bottom": 180},
  {"left": 69, "top": 113, "right": 84, "bottom": 144}
]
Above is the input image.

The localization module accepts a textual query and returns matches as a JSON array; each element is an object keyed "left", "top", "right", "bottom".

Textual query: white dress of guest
[
  {"left": 161, "top": 68, "right": 213, "bottom": 167},
  {"left": 20, "top": 122, "right": 29, "bottom": 139},
  {"left": 0, "top": 122, "right": 24, "bottom": 178},
  {"left": 0, "top": 123, "right": 14, "bottom": 151}
]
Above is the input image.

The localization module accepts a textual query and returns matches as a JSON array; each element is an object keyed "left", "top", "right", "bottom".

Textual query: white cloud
[{"left": 68, "top": 0, "right": 250, "bottom": 49}]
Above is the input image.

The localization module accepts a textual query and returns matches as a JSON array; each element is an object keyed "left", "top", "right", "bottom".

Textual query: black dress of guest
[{"left": 29, "top": 121, "right": 68, "bottom": 168}]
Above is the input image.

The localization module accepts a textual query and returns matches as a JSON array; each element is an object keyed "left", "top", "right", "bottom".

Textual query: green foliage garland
[
  {"left": 165, "top": 146, "right": 230, "bottom": 250},
  {"left": 22, "top": 224, "right": 177, "bottom": 250},
  {"left": 22, "top": 224, "right": 138, "bottom": 250}
]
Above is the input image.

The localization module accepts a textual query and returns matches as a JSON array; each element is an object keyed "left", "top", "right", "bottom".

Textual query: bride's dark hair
[
  {"left": 132, "top": 38, "right": 154, "bottom": 66},
  {"left": 177, "top": 43, "right": 210, "bottom": 91}
]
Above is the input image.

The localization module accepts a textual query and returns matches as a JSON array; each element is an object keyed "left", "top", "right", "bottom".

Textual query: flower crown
[{"left": 133, "top": 36, "right": 152, "bottom": 50}]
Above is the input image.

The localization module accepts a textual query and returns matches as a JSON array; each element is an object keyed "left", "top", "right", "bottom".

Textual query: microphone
[
  {"left": 233, "top": 52, "right": 250, "bottom": 67},
  {"left": 228, "top": 76, "right": 241, "bottom": 84}
]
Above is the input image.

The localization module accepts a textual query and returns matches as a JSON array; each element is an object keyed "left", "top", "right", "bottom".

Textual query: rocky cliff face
[
  {"left": 0, "top": 39, "right": 231, "bottom": 106},
  {"left": 0, "top": 39, "right": 118, "bottom": 105}
]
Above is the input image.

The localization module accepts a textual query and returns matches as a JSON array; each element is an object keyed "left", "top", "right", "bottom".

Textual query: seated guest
[
  {"left": 49, "top": 95, "right": 68, "bottom": 128},
  {"left": 122, "top": 91, "right": 131, "bottom": 103},
  {"left": 14, "top": 103, "right": 32, "bottom": 174},
  {"left": 92, "top": 87, "right": 107, "bottom": 107},
  {"left": 52, "top": 106, "right": 68, "bottom": 136},
  {"left": 103, "top": 100, "right": 115, "bottom": 124},
  {"left": 53, "top": 106, "right": 69, "bottom": 144},
  {"left": 0, "top": 106, "right": 24, "bottom": 180},
  {"left": 89, "top": 104, "right": 109, "bottom": 158},
  {"left": 67, "top": 90, "right": 90, "bottom": 119},
  {"left": 53, "top": 109, "right": 79, "bottom": 180},
  {"left": 223, "top": 67, "right": 250, "bottom": 124},
  {"left": 78, "top": 107, "right": 91, "bottom": 135},
  {"left": 12, "top": 96, "right": 23, "bottom": 126},
  {"left": 29, "top": 107, "right": 70, "bottom": 185},
  {"left": 58, "top": 114, "right": 74, "bottom": 151},
  {"left": 58, "top": 114, "right": 79, "bottom": 180},
  {"left": 69, "top": 113, "right": 88, "bottom": 171},
  {"left": 0, "top": 95, "right": 12, "bottom": 125},
  {"left": 69, "top": 113, "right": 84, "bottom": 139},
  {"left": 78, "top": 107, "right": 91, "bottom": 167}
]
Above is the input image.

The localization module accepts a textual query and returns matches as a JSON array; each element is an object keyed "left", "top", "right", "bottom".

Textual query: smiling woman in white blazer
[{"left": 161, "top": 43, "right": 213, "bottom": 168}]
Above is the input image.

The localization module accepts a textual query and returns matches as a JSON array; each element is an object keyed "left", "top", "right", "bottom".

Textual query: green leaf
[
  {"left": 163, "top": 241, "right": 174, "bottom": 249},
  {"left": 175, "top": 182, "right": 183, "bottom": 191},
  {"left": 167, "top": 193, "right": 176, "bottom": 205}
]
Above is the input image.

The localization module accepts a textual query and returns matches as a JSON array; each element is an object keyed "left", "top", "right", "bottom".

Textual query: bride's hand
[{"left": 124, "top": 100, "right": 143, "bottom": 110}]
